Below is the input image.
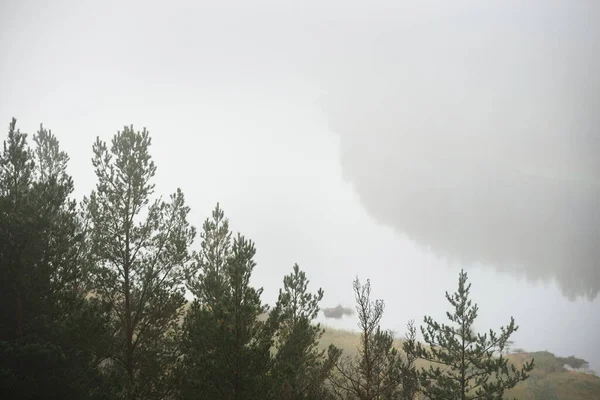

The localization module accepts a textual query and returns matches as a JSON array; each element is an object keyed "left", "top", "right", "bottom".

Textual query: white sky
[{"left": 1, "top": 0, "right": 598, "bottom": 371}]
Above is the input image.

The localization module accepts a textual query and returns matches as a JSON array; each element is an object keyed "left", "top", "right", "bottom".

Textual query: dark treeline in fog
[{"left": 1, "top": 120, "right": 536, "bottom": 399}]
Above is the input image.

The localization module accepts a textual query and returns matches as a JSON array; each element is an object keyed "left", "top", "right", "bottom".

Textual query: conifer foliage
[
  {"left": 0, "top": 120, "right": 112, "bottom": 399},
  {"left": 85, "top": 126, "right": 196, "bottom": 400},
  {"left": 404, "top": 269, "right": 535, "bottom": 400},
  {"left": 179, "top": 204, "right": 273, "bottom": 399},
  {"left": 269, "top": 264, "right": 335, "bottom": 399}
]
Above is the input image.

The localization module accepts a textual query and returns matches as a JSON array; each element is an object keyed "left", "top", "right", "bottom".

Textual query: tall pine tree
[
  {"left": 403, "top": 269, "right": 535, "bottom": 399},
  {"left": 179, "top": 204, "right": 273, "bottom": 399},
  {"left": 85, "top": 125, "right": 195, "bottom": 400},
  {"left": 0, "top": 119, "right": 113, "bottom": 399},
  {"left": 269, "top": 264, "right": 336, "bottom": 399}
]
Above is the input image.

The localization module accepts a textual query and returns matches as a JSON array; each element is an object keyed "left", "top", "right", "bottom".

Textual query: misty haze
[{"left": 1, "top": 1, "right": 598, "bottom": 399}]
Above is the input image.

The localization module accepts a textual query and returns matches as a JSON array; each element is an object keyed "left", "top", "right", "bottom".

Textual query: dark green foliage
[
  {"left": 527, "top": 352, "right": 590, "bottom": 374},
  {"left": 556, "top": 356, "right": 589, "bottom": 370},
  {"left": 0, "top": 119, "right": 112, "bottom": 399},
  {"left": 269, "top": 264, "right": 336, "bottom": 399},
  {"left": 328, "top": 278, "right": 418, "bottom": 400},
  {"left": 404, "top": 269, "right": 535, "bottom": 400},
  {"left": 179, "top": 204, "right": 273, "bottom": 399},
  {"left": 85, "top": 126, "right": 195, "bottom": 400}
]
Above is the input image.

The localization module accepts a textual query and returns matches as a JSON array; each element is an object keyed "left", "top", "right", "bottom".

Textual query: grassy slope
[{"left": 318, "top": 325, "right": 600, "bottom": 400}]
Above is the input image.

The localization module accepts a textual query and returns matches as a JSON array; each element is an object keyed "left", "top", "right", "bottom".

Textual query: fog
[
  {"left": 320, "top": 1, "right": 600, "bottom": 301},
  {"left": 1, "top": 0, "right": 598, "bottom": 371}
]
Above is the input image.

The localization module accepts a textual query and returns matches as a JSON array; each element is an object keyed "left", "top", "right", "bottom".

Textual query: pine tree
[
  {"left": 269, "top": 264, "right": 335, "bottom": 399},
  {"left": 403, "top": 269, "right": 535, "bottom": 400},
  {"left": 85, "top": 125, "right": 195, "bottom": 400},
  {"left": 179, "top": 204, "right": 273, "bottom": 399},
  {"left": 185, "top": 203, "right": 231, "bottom": 311},
  {"left": 328, "top": 278, "right": 417, "bottom": 400},
  {"left": 0, "top": 119, "right": 113, "bottom": 399}
]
